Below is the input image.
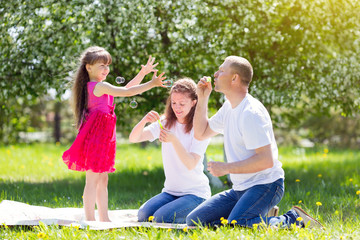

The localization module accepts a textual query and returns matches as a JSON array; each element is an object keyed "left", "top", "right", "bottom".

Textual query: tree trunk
[{"left": 54, "top": 101, "right": 61, "bottom": 143}]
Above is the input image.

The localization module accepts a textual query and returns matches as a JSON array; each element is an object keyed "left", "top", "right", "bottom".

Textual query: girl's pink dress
[{"left": 62, "top": 82, "right": 116, "bottom": 173}]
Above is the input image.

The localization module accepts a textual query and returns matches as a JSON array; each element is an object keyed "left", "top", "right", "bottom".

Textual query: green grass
[{"left": 1, "top": 143, "right": 359, "bottom": 239}]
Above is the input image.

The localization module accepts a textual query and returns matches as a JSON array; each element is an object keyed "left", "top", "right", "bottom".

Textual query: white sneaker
[
  {"left": 267, "top": 206, "right": 279, "bottom": 217},
  {"left": 292, "top": 206, "right": 325, "bottom": 229}
]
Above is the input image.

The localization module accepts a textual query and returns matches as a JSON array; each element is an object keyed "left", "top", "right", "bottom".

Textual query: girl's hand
[
  {"left": 143, "top": 110, "right": 160, "bottom": 123},
  {"left": 151, "top": 71, "right": 167, "bottom": 87},
  {"left": 141, "top": 56, "right": 159, "bottom": 75},
  {"left": 159, "top": 128, "right": 176, "bottom": 143}
]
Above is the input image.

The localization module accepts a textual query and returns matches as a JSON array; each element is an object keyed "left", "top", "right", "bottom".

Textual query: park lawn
[{"left": 0, "top": 143, "right": 359, "bottom": 239}]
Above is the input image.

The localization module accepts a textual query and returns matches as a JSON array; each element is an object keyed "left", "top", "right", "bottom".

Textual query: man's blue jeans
[
  {"left": 186, "top": 178, "right": 285, "bottom": 227},
  {"left": 138, "top": 192, "right": 206, "bottom": 224}
]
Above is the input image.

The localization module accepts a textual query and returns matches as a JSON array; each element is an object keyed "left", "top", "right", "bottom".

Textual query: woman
[{"left": 129, "top": 78, "right": 211, "bottom": 224}]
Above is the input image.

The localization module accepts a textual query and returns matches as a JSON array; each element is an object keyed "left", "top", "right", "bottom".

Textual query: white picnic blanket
[{"left": 0, "top": 200, "right": 189, "bottom": 230}]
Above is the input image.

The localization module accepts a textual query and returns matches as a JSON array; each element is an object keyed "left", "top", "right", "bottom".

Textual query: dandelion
[
  {"left": 349, "top": 178, "right": 353, "bottom": 182},
  {"left": 221, "top": 219, "right": 228, "bottom": 225},
  {"left": 167, "top": 229, "right": 171, "bottom": 232},
  {"left": 298, "top": 200, "right": 302, "bottom": 204},
  {"left": 231, "top": 220, "right": 237, "bottom": 225},
  {"left": 183, "top": 227, "right": 188, "bottom": 232},
  {"left": 322, "top": 153, "right": 327, "bottom": 158},
  {"left": 356, "top": 190, "right": 360, "bottom": 195},
  {"left": 147, "top": 156, "right": 152, "bottom": 160},
  {"left": 37, "top": 232, "right": 46, "bottom": 238},
  {"left": 252, "top": 223, "right": 258, "bottom": 230},
  {"left": 316, "top": 202, "right": 322, "bottom": 206},
  {"left": 148, "top": 216, "right": 154, "bottom": 222},
  {"left": 295, "top": 179, "right": 300, "bottom": 182},
  {"left": 318, "top": 174, "right": 322, "bottom": 178},
  {"left": 220, "top": 217, "right": 224, "bottom": 221},
  {"left": 335, "top": 210, "right": 339, "bottom": 215},
  {"left": 323, "top": 148, "right": 329, "bottom": 154},
  {"left": 296, "top": 217, "right": 303, "bottom": 222}
]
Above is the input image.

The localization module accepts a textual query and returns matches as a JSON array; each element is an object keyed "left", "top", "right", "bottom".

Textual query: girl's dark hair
[
  {"left": 72, "top": 46, "right": 112, "bottom": 128},
  {"left": 164, "top": 78, "right": 198, "bottom": 133}
]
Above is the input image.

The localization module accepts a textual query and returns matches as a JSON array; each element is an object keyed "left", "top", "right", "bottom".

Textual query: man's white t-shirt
[
  {"left": 145, "top": 120, "right": 211, "bottom": 199},
  {"left": 208, "top": 94, "right": 284, "bottom": 191}
]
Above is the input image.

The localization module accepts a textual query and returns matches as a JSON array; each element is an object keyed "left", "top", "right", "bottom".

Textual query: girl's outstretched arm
[
  {"left": 94, "top": 71, "right": 166, "bottom": 97},
  {"left": 129, "top": 110, "right": 160, "bottom": 143},
  {"left": 125, "top": 56, "right": 159, "bottom": 88}
]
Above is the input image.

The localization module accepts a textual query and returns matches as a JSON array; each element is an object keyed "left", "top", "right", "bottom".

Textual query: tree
[{"left": 1, "top": 0, "right": 359, "bottom": 144}]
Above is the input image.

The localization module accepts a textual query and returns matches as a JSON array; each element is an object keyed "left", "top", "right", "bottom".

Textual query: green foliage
[{"left": 1, "top": 0, "right": 359, "bottom": 143}]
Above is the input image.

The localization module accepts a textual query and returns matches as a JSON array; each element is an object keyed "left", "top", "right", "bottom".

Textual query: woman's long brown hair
[
  {"left": 71, "top": 46, "right": 112, "bottom": 129},
  {"left": 164, "top": 78, "right": 198, "bottom": 133}
]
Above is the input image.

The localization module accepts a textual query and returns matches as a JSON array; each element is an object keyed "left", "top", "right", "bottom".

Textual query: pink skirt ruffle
[{"left": 62, "top": 111, "right": 116, "bottom": 173}]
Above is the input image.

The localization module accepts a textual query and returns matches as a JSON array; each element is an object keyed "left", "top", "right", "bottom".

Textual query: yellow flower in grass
[
  {"left": 231, "top": 220, "right": 237, "bottom": 225},
  {"left": 252, "top": 223, "right": 258, "bottom": 230},
  {"left": 148, "top": 216, "right": 154, "bottom": 222},
  {"left": 221, "top": 219, "right": 228, "bottom": 225},
  {"left": 335, "top": 210, "right": 339, "bottom": 215},
  {"left": 318, "top": 174, "right": 322, "bottom": 178},
  {"left": 37, "top": 232, "right": 46, "bottom": 238},
  {"left": 316, "top": 202, "right": 322, "bottom": 206},
  {"left": 220, "top": 217, "right": 224, "bottom": 221},
  {"left": 349, "top": 178, "right": 353, "bottom": 182},
  {"left": 295, "top": 179, "right": 301, "bottom": 182},
  {"left": 298, "top": 200, "right": 302, "bottom": 204},
  {"left": 183, "top": 227, "right": 188, "bottom": 232},
  {"left": 356, "top": 190, "right": 360, "bottom": 195},
  {"left": 167, "top": 228, "right": 171, "bottom": 232},
  {"left": 323, "top": 148, "right": 329, "bottom": 154},
  {"left": 296, "top": 217, "right": 303, "bottom": 222}
]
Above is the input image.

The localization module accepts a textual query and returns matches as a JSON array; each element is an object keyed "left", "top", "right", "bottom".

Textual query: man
[{"left": 186, "top": 56, "right": 323, "bottom": 229}]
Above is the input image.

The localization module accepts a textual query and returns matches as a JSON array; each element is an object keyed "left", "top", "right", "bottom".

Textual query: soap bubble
[
  {"left": 115, "top": 76, "right": 125, "bottom": 84},
  {"left": 163, "top": 79, "right": 173, "bottom": 88},
  {"left": 129, "top": 100, "right": 138, "bottom": 108}
]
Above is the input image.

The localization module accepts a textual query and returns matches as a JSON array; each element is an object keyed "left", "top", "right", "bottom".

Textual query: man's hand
[
  {"left": 207, "top": 161, "right": 229, "bottom": 177},
  {"left": 196, "top": 76, "right": 212, "bottom": 99}
]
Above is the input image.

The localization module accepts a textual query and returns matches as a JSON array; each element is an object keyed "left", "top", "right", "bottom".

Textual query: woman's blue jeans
[
  {"left": 138, "top": 192, "right": 206, "bottom": 224},
  {"left": 186, "top": 178, "right": 285, "bottom": 227}
]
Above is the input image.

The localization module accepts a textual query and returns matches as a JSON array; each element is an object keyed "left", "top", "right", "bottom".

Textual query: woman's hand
[
  {"left": 159, "top": 128, "right": 177, "bottom": 143},
  {"left": 143, "top": 110, "right": 160, "bottom": 124}
]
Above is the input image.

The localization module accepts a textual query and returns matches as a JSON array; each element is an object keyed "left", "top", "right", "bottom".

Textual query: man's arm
[
  {"left": 193, "top": 77, "right": 218, "bottom": 140},
  {"left": 207, "top": 144, "right": 274, "bottom": 177}
]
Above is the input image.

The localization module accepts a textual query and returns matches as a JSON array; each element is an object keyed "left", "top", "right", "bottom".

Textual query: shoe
[
  {"left": 267, "top": 206, "right": 279, "bottom": 217},
  {"left": 292, "top": 206, "right": 325, "bottom": 229}
]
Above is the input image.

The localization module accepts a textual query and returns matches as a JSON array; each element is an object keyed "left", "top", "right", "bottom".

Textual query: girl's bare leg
[
  {"left": 83, "top": 171, "right": 99, "bottom": 221},
  {"left": 96, "top": 172, "right": 111, "bottom": 222}
]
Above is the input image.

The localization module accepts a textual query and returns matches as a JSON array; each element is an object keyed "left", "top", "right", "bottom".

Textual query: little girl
[
  {"left": 129, "top": 78, "right": 211, "bottom": 224},
  {"left": 62, "top": 46, "right": 166, "bottom": 222}
]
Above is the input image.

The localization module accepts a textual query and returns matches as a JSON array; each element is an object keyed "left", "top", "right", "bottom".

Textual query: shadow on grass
[{"left": 0, "top": 167, "right": 165, "bottom": 210}]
